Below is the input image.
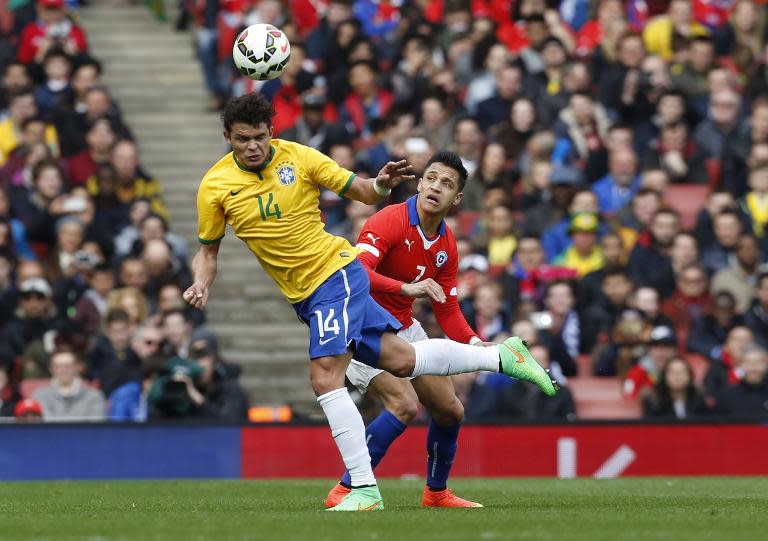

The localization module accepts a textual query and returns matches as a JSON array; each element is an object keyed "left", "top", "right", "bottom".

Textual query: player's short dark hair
[
  {"left": 425, "top": 150, "right": 468, "bottom": 191},
  {"left": 221, "top": 93, "right": 274, "bottom": 132}
]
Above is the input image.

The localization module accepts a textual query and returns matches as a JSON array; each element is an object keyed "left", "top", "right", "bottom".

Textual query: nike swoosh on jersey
[
  {"left": 231, "top": 188, "right": 244, "bottom": 196},
  {"left": 319, "top": 336, "right": 337, "bottom": 345}
]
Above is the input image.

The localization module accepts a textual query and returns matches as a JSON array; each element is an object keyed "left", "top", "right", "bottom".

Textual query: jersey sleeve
[
  {"left": 432, "top": 236, "right": 479, "bottom": 343},
  {"left": 355, "top": 209, "right": 403, "bottom": 295},
  {"left": 196, "top": 179, "right": 226, "bottom": 244},
  {"left": 305, "top": 146, "right": 356, "bottom": 197}
]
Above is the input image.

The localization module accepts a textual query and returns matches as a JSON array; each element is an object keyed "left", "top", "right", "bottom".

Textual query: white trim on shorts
[{"left": 346, "top": 319, "right": 430, "bottom": 394}]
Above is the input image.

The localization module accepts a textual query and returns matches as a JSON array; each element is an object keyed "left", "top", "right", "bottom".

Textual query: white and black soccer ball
[{"left": 232, "top": 24, "right": 291, "bottom": 81}]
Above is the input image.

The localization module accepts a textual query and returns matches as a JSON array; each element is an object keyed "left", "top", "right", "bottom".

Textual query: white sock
[
  {"left": 317, "top": 387, "right": 376, "bottom": 487},
  {"left": 410, "top": 339, "right": 500, "bottom": 378}
]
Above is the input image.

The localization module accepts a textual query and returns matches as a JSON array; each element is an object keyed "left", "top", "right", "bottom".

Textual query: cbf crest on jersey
[
  {"left": 435, "top": 250, "right": 448, "bottom": 267},
  {"left": 277, "top": 162, "right": 296, "bottom": 186}
]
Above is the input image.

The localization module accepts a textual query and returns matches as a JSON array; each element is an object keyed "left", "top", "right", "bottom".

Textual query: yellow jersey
[{"left": 197, "top": 138, "right": 359, "bottom": 303}]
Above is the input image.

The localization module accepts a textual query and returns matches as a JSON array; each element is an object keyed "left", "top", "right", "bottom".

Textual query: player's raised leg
[
  {"left": 377, "top": 332, "right": 557, "bottom": 396},
  {"left": 411, "top": 376, "right": 483, "bottom": 508}
]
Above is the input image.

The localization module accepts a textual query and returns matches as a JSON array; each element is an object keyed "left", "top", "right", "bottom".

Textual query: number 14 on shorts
[{"left": 315, "top": 308, "right": 340, "bottom": 345}]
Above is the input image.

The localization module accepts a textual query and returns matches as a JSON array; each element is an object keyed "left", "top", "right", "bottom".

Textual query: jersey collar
[
  {"left": 407, "top": 195, "right": 446, "bottom": 236},
  {"left": 232, "top": 145, "right": 276, "bottom": 174}
]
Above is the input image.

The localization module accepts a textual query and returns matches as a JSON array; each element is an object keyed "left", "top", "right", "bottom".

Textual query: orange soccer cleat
[
  {"left": 421, "top": 487, "right": 484, "bottom": 508},
  {"left": 325, "top": 482, "right": 352, "bottom": 509}
]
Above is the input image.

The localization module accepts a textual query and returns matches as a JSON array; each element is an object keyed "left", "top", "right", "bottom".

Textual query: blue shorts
[{"left": 293, "top": 259, "right": 402, "bottom": 365}]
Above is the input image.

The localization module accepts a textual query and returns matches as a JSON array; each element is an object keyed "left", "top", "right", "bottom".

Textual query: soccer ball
[{"left": 232, "top": 24, "right": 291, "bottom": 81}]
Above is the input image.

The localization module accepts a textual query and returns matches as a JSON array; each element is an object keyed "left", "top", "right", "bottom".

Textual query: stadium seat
[
  {"left": 20, "top": 379, "right": 50, "bottom": 399},
  {"left": 663, "top": 185, "right": 710, "bottom": 230},
  {"left": 568, "top": 377, "right": 641, "bottom": 419}
]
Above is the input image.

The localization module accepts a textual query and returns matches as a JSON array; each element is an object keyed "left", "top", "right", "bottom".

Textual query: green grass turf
[{"left": 1, "top": 478, "right": 766, "bottom": 541}]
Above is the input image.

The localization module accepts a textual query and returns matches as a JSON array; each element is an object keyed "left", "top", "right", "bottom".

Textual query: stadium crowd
[
  {"left": 1, "top": 0, "right": 768, "bottom": 423},
  {"left": 0, "top": 0, "right": 249, "bottom": 422}
]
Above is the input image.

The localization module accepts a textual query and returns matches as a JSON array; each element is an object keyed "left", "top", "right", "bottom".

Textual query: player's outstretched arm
[
  {"left": 184, "top": 242, "right": 220, "bottom": 310},
  {"left": 343, "top": 160, "right": 415, "bottom": 204}
]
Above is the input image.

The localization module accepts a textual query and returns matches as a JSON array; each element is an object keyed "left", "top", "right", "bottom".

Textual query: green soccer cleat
[
  {"left": 498, "top": 337, "right": 558, "bottom": 396},
  {"left": 325, "top": 486, "right": 384, "bottom": 512}
]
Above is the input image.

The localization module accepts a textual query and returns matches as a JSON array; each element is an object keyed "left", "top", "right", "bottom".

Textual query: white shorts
[{"left": 346, "top": 319, "right": 429, "bottom": 393}]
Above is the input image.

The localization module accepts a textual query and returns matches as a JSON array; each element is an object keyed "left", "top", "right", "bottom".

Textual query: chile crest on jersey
[{"left": 435, "top": 250, "right": 448, "bottom": 267}]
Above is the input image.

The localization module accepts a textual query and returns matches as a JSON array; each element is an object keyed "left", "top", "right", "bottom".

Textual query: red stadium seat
[
  {"left": 663, "top": 185, "right": 710, "bottom": 230},
  {"left": 20, "top": 379, "right": 49, "bottom": 399},
  {"left": 568, "top": 377, "right": 641, "bottom": 419}
]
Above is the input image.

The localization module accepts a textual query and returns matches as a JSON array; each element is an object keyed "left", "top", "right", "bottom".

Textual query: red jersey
[{"left": 356, "top": 196, "right": 478, "bottom": 344}]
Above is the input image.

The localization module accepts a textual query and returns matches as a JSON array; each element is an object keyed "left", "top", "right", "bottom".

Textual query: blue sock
[
  {"left": 426, "top": 420, "right": 460, "bottom": 491},
  {"left": 340, "top": 409, "right": 406, "bottom": 487}
]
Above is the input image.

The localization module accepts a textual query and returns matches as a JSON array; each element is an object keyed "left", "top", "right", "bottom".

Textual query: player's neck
[{"left": 417, "top": 207, "right": 443, "bottom": 238}]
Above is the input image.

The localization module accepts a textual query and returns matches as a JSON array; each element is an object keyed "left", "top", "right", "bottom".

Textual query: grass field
[{"left": 1, "top": 478, "right": 766, "bottom": 541}]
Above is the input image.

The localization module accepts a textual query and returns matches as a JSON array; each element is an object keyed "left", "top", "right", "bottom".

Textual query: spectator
[
  {"left": 643, "top": 0, "right": 710, "bottom": 61},
  {"left": 87, "top": 139, "right": 167, "bottom": 220},
  {"left": 118, "top": 255, "right": 148, "bottom": 292},
  {"left": 623, "top": 324, "right": 678, "bottom": 399},
  {"left": 581, "top": 268, "right": 634, "bottom": 353},
  {"left": 538, "top": 280, "right": 580, "bottom": 375},
  {"left": 713, "top": 0, "right": 766, "bottom": 58},
  {"left": 476, "top": 62, "right": 524, "bottom": 131},
  {"left": 553, "top": 211, "right": 605, "bottom": 277},
  {"left": 739, "top": 164, "right": 768, "bottom": 250},
  {"left": 744, "top": 272, "right": 768, "bottom": 348},
  {"left": 461, "top": 142, "right": 513, "bottom": 212},
  {"left": 661, "top": 263, "right": 714, "bottom": 340},
  {"left": 0, "top": 187, "right": 35, "bottom": 261},
  {"left": 339, "top": 60, "right": 392, "bottom": 145},
  {"left": 693, "top": 189, "right": 738, "bottom": 249},
  {"left": 147, "top": 354, "right": 204, "bottom": 419},
  {"left": 615, "top": 188, "right": 663, "bottom": 252},
  {"left": 539, "top": 186, "right": 600, "bottom": 261},
  {"left": 450, "top": 117, "right": 484, "bottom": 177},
  {"left": 279, "top": 92, "right": 345, "bottom": 152},
  {"left": 577, "top": 232, "right": 626, "bottom": 309},
  {"left": 718, "top": 345, "right": 768, "bottom": 419},
  {"left": 553, "top": 92, "right": 611, "bottom": 169},
  {"left": 489, "top": 96, "right": 538, "bottom": 163},
  {"left": 0, "top": 365, "right": 21, "bottom": 417},
  {"left": 141, "top": 238, "right": 191, "bottom": 303},
  {"left": 687, "top": 291, "right": 745, "bottom": 361},
  {"left": 594, "top": 308, "right": 649, "bottom": 377},
  {"left": 72, "top": 263, "right": 114, "bottom": 336},
  {"left": 474, "top": 204, "right": 517, "bottom": 268},
  {"left": 105, "top": 286, "right": 148, "bottom": 330},
  {"left": 643, "top": 120, "right": 708, "bottom": 184},
  {"left": 701, "top": 210, "right": 744, "bottom": 275},
  {"left": 0, "top": 62, "right": 32, "bottom": 114},
  {"left": 411, "top": 92, "right": 456, "bottom": 153},
  {"left": 17, "top": 0, "right": 88, "bottom": 65},
  {"left": 14, "top": 399, "right": 44, "bottom": 423},
  {"left": 631, "top": 286, "right": 676, "bottom": 330},
  {"left": 32, "top": 346, "right": 106, "bottom": 422},
  {"left": 160, "top": 307, "right": 193, "bottom": 358},
  {"left": 692, "top": 89, "right": 745, "bottom": 160},
  {"left": 34, "top": 47, "right": 73, "bottom": 116},
  {"left": 500, "top": 235, "right": 577, "bottom": 315},
  {"left": 627, "top": 208, "right": 681, "bottom": 298},
  {"left": 669, "top": 35, "right": 715, "bottom": 101},
  {"left": 65, "top": 117, "right": 116, "bottom": 186},
  {"left": 187, "top": 330, "right": 249, "bottom": 422},
  {"left": 0, "top": 88, "right": 59, "bottom": 166},
  {"left": 592, "top": 147, "right": 641, "bottom": 215},
  {"left": 711, "top": 233, "right": 763, "bottom": 313},
  {"left": 704, "top": 325, "right": 754, "bottom": 405},
  {"left": 467, "top": 282, "right": 508, "bottom": 342},
  {"left": 642, "top": 357, "right": 710, "bottom": 419},
  {"left": 0, "top": 277, "right": 59, "bottom": 378}
]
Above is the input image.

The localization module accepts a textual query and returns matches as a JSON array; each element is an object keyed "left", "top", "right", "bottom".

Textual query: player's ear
[
  {"left": 453, "top": 192, "right": 463, "bottom": 207},
  {"left": 223, "top": 129, "right": 231, "bottom": 145}
]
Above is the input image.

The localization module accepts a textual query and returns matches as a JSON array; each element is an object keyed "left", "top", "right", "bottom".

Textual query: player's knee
[
  {"left": 431, "top": 398, "right": 464, "bottom": 426},
  {"left": 310, "top": 363, "right": 346, "bottom": 396}
]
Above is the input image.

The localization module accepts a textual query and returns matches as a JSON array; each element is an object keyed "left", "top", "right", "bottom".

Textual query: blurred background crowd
[{"left": 1, "top": 0, "right": 768, "bottom": 423}]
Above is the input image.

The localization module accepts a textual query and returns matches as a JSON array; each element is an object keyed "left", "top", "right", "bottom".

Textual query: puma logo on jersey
[
  {"left": 366, "top": 233, "right": 380, "bottom": 245},
  {"left": 404, "top": 239, "right": 414, "bottom": 252}
]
